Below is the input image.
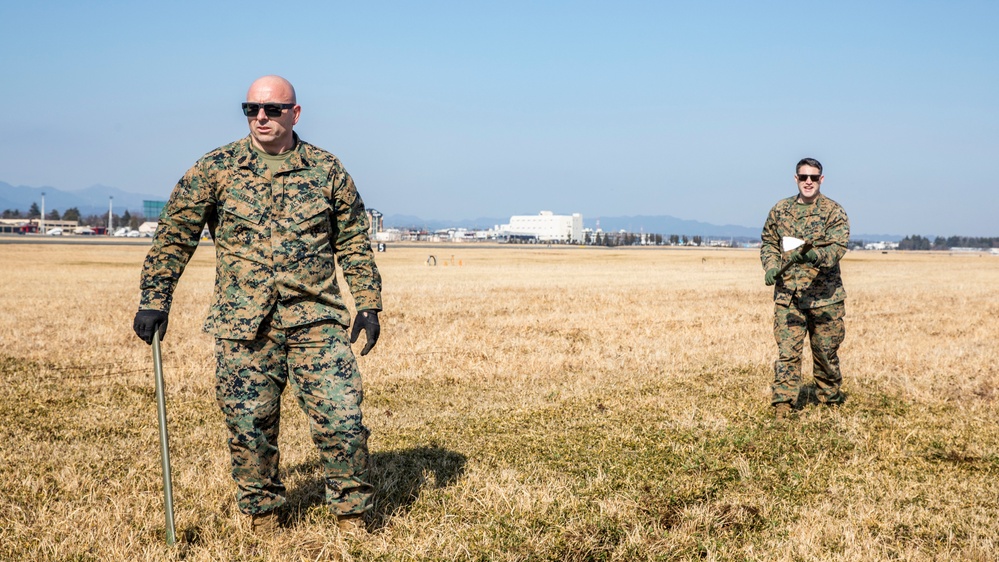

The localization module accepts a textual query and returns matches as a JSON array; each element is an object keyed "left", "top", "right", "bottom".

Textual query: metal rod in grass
[{"left": 152, "top": 329, "right": 177, "bottom": 545}]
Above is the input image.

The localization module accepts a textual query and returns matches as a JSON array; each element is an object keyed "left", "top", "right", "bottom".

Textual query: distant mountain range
[
  {"left": 0, "top": 182, "right": 154, "bottom": 217},
  {"left": 0, "top": 181, "right": 902, "bottom": 241}
]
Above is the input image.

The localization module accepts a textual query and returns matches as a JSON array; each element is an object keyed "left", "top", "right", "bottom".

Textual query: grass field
[{"left": 1, "top": 241, "right": 997, "bottom": 561}]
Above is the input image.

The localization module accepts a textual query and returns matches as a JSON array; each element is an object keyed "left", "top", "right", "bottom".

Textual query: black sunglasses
[
  {"left": 796, "top": 174, "right": 821, "bottom": 182},
  {"left": 241, "top": 102, "right": 295, "bottom": 118}
]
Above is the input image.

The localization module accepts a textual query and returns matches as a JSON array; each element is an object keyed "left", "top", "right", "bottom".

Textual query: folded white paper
[{"left": 782, "top": 236, "right": 806, "bottom": 252}]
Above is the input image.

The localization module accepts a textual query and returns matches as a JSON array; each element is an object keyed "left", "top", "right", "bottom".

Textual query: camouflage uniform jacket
[
  {"left": 139, "top": 134, "right": 382, "bottom": 339},
  {"left": 760, "top": 193, "right": 849, "bottom": 309}
]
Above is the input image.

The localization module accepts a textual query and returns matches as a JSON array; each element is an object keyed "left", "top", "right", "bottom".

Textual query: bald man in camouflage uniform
[
  {"left": 132, "top": 75, "right": 381, "bottom": 535},
  {"left": 761, "top": 158, "right": 849, "bottom": 422}
]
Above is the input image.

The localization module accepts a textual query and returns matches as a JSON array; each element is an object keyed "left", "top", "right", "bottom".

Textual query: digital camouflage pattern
[
  {"left": 215, "top": 318, "right": 372, "bottom": 516},
  {"left": 760, "top": 194, "right": 849, "bottom": 309},
  {"left": 137, "top": 133, "right": 381, "bottom": 516},
  {"left": 139, "top": 134, "right": 382, "bottom": 339},
  {"left": 772, "top": 301, "right": 845, "bottom": 406},
  {"left": 761, "top": 193, "right": 850, "bottom": 406}
]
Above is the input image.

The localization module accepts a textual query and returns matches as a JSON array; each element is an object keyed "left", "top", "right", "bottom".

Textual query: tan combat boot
[
  {"left": 774, "top": 403, "right": 791, "bottom": 422},
  {"left": 337, "top": 513, "right": 367, "bottom": 534},
  {"left": 251, "top": 511, "right": 281, "bottom": 536}
]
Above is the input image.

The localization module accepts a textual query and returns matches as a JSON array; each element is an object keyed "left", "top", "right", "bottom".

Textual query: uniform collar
[
  {"left": 238, "top": 133, "right": 311, "bottom": 175},
  {"left": 790, "top": 193, "right": 828, "bottom": 207}
]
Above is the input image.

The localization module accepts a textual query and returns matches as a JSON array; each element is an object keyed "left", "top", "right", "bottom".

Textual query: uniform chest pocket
[
  {"left": 289, "top": 194, "right": 332, "bottom": 225},
  {"left": 221, "top": 196, "right": 266, "bottom": 225},
  {"left": 282, "top": 194, "right": 334, "bottom": 258}
]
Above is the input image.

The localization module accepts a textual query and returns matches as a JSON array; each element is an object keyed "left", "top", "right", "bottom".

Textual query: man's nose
[{"left": 255, "top": 107, "right": 269, "bottom": 120}]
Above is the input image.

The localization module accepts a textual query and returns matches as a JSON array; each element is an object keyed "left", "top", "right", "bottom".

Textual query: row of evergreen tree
[
  {"left": 585, "top": 232, "right": 706, "bottom": 246},
  {"left": 2, "top": 203, "right": 83, "bottom": 221},
  {"left": 896, "top": 235, "right": 999, "bottom": 250},
  {"left": 2, "top": 206, "right": 148, "bottom": 230}
]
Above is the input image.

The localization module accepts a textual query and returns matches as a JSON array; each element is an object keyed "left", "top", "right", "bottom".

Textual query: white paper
[{"left": 782, "top": 236, "right": 806, "bottom": 252}]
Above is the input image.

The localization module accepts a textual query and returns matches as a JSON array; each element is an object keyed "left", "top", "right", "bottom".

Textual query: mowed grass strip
[{"left": 0, "top": 243, "right": 997, "bottom": 561}]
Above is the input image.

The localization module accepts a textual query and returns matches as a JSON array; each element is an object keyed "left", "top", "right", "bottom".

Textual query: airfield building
[
  {"left": 143, "top": 200, "right": 166, "bottom": 220},
  {"left": 500, "top": 211, "right": 583, "bottom": 243}
]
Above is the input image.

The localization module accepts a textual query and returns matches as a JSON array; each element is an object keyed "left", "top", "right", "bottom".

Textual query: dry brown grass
[{"left": 1, "top": 240, "right": 997, "bottom": 561}]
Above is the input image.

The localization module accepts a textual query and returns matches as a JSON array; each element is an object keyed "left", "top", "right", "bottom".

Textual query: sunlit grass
[{"left": 1, "top": 242, "right": 997, "bottom": 561}]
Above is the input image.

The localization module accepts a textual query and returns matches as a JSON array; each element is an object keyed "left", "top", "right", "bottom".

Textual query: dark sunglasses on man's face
[
  {"left": 796, "top": 174, "right": 821, "bottom": 182},
  {"left": 241, "top": 102, "right": 295, "bottom": 118}
]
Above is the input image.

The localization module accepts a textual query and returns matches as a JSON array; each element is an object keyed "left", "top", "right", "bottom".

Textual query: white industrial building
[{"left": 500, "top": 211, "right": 584, "bottom": 243}]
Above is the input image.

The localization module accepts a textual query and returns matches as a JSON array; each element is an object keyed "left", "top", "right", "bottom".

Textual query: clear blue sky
[{"left": 2, "top": 1, "right": 996, "bottom": 236}]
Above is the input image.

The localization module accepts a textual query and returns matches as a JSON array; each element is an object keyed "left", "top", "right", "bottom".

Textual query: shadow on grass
[
  {"left": 796, "top": 382, "right": 848, "bottom": 408},
  {"left": 284, "top": 445, "right": 467, "bottom": 530}
]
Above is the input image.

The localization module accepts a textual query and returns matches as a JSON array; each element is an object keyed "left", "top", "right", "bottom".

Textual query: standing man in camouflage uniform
[
  {"left": 132, "top": 75, "right": 382, "bottom": 535},
  {"left": 761, "top": 158, "right": 849, "bottom": 421}
]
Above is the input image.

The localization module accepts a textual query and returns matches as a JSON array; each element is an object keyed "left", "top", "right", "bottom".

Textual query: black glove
[
  {"left": 349, "top": 310, "right": 380, "bottom": 356},
  {"left": 133, "top": 310, "right": 169, "bottom": 345}
]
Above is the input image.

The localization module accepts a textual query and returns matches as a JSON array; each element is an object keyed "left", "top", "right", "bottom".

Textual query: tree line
[
  {"left": 2, "top": 205, "right": 148, "bottom": 230},
  {"left": 583, "top": 232, "right": 708, "bottom": 246},
  {"left": 896, "top": 235, "right": 999, "bottom": 250}
]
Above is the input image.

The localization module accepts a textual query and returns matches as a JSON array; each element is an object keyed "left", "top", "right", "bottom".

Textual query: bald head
[
  {"left": 244, "top": 75, "right": 301, "bottom": 154},
  {"left": 247, "top": 75, "right": 297, "bottom": 104}
]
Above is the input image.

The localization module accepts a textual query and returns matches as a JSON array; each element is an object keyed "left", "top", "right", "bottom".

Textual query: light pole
[
  {"left": 40, "top": 191, "right": 45, "bottom": 235},
  {"left": 108, "top": 196, "right": 114, "bottom": 235}
]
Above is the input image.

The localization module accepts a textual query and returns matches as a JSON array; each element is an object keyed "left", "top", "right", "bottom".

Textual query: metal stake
[{"left": 152, "top": 330, "right": 177, "bottom": 545}]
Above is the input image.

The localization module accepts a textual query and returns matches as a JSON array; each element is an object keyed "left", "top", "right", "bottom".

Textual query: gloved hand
[
  {"left": 764, "top": 268, "right": 779, "bottom": 286},
  {"left": 133, "top": 309, "right": 169, "bottom": 345},
  {"left": 350, "top": 310, "right": 380, "bottom": 356},
  {"left": 790, "top": 248, "right": 818, "bottom": 264}
]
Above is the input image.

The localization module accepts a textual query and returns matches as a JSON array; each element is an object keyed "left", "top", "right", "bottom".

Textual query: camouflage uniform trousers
[
  {"left": 772, "top": 300, "right": 846, "bottom": 406},
  {"left": 215, "top": 317, "right": 372, "bottom": 516}
]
